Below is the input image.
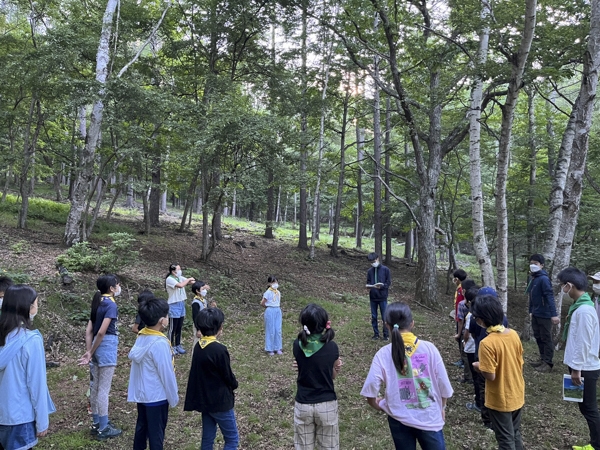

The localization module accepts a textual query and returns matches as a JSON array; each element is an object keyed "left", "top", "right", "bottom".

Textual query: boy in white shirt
[{"left": 559, "top": 267, "right": 600, "bottom": 450}]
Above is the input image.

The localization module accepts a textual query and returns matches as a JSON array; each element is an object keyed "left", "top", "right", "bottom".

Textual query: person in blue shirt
[
  {"left": 366, "top": 253, "right": 392, "bottom": 340},
  {"left": 128, "top": 297, "right": 178, "bottom": 450},
  {"left": 0, "top": 285, "right": 55, "bottom": 449},
  {"left": 78, "top": 274, "right": 122, "bottom": 440},
  {"left": 526, "top": 253, "right": 559, "bottom": 373}
]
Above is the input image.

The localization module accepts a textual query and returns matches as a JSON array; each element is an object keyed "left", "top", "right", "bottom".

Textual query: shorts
[
  {"left": 0, "top": 421, "right": 37, "bottom": 450},
  {"left": 169, "top": 301, "right": 186, "bottom": 319},
  {"left": 91, "top": 334, "right": 118, "bottom": 367}
]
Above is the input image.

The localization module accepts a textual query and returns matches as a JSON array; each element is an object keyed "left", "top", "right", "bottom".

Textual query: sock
[
  {"left": 99, "top": 415, "right": 108, "bottom": 430},
  {"left": 92, "top": 414, "right": 99, "bottom": 425}
]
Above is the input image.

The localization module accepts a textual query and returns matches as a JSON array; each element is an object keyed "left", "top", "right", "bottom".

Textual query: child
[
  {"left": 261, "top": 275, "right": 282, "bottom": 356},
  {"left": 451, "top": 269, "right": 468, "bottom": 367},
  {"left": 559, "top": 267, "right": 600, "bottom": 450},
  {"left": 184, "top": 307, "right": 239, "bottom": 450},
  {"left": 455, "top": 279, "right": 476, "bottom": 382},
  {"left": 191, "top": 281, "right": 211, "bottom": 348},
  {"left": 361, "top": 302, "right": 453, "bottom": 450},
  {"left": 128, "top": 297, "right": 179, "bottom": 450},
  {"left": 78, "top": 274, "right": 122, "bottom": 440},
  {"left": 462, "top": 286, "right": 480, "bottom": 412},
  {"left": 165, "top": 263, "right": 195, "bottom": 354},
  {"left": 0, "top": 276, "right": 14, "bottom": 310},
  {"left": 0, "top": 285, "right": 55, "bottom": 449},
  {"left": 472, "top": 293, "right": 524, "bottom": 448},
  {"left": 131, "top": 289, "right": 155, "bottom": 334},
  {"left": 293, "top": 304, "right": 343, "bottom": 450}
]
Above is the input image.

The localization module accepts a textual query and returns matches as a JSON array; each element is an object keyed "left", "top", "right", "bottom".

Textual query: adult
[
  {"left": 0, "top": 285, "right": 55, "bottom": 449},
  {"left": 366, "top": 252, "right": 391, "bottom": 341},
  {"left": 165, "top": 263, "right": 195, "bottom": 354},
  {"left": 559, "top": 267, "right": 600, "bottom": 450},
  {"left": 525, "top": 253, "right": 559, "bottom": 373}
]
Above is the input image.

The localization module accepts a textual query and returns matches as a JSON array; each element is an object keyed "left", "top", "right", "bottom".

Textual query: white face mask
[
  {"left": 271, "top": 283, "right": 279, "bottom": 290},
  {"left": 0, "top": 297, "right": 3, "bottom": 308},
  {"left": 29, "top": 312, "right": 37, "bottom": 321},
  {"left": 530, "top": 264, "right": 541, "bottom": 273},
  {"left": 593, "top": 284, "right": 600, "bottom": 295},
  {"left": 372, "top": 261, "right": 380, "bottom": 268},
  {"left": 176, "top": 269, "right": 182, "bottom": 277},
  {"left": 563, "top": 283, "right": 573, "bottom": 299},
  {"left": 200, "top": 289, "right": 208, "bottom": 297},
  {"left": 114, "top": 285, "right": 122, "bottom": 297}
]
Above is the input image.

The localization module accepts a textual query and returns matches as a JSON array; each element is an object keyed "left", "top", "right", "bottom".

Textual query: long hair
[
  {"left": 297, "top": 303, "right": 334, "bottom": 346},
  {"left": 384, "top": 302, "right": 413, "bottom": 375},
  {"left": 90, "top": 274, "right": 119, "bottom": 324},
  {"left": 166, "top": 263, "right": 179, "bottom": 279},
  {"left": 0, "top": 285, "right": 37, "bottom": 346}
]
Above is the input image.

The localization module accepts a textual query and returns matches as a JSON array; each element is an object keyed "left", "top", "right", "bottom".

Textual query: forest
[{"left": 2, "top": 0, "right": 600, "bottom": 323}]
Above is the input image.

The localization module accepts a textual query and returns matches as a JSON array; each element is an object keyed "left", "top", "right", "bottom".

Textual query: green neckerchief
[
  {"left": 299, "top": 333, "right": 325, "bottom": 357},
  {"left": 563, "top": 292, "right": 594, "bottom": 342}
]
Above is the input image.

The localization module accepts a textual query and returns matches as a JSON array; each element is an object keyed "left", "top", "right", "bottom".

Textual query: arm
[
  {"left": 542, "top": 276, "right": 559, "bottom": 322},
  {"left": 24, "top": 333, "right": 54, "bottom": 435},
  {"left": 332, "top": 358, "right": 343, "bottom": 380},
  {"left": 366, "top": 397, "right": 383, "bottom": 411},
  {"left": 455, "top": 319, "right": 464, "bottom": 340},
  {"left": 78, "top": 317, "right": 112, "bottom": 365},
  {"left": 219, "top": 348, "right": 238, "bottom": 390},
  {"left": 154, "top": 341, "right": 179, "bottom": 407},
  {"left": 261, "top": 297, "right": 267, "bottom": 307},
  {"left": 84, "top": 320, "right": 93, "bottom": 352}
]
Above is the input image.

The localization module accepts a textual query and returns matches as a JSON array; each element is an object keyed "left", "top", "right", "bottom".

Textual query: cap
[
  {"left": 589, "top": 272, "right": 600, "bottom": 281},
  {"left": 478, "top": 286, "right": 498, "bottom": 298}
]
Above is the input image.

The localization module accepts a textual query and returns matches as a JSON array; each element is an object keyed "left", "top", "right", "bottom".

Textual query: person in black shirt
[
  {"left": 293, "top": 304, "right": 343, "bottom": 450},
  {"left": 184, "top": 307, "right": 239, "bottom": 449}
]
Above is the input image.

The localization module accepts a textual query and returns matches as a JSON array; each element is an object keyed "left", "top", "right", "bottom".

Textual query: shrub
[{"left": 56, "top": 233, "right": 138, "bottom": 273}]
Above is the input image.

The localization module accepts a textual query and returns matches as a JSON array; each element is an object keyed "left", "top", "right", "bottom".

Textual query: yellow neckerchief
[
  {"left": 268, "top": 287, "right": 279, "bottom": 294},
  {"left": 138, "top": 327, "right": 174, "bottom": 368},
  {"left": 101, "top": 294, "right": 115, "bottom": 303},
  {"left": 194, "top": 295, "right": 207, "bottom": 308},
  {"left": 400, "top": 331, "right": 420, "bottom": 356},
  {"left": 486, "top": 325, "right": 506, "bottom": 333},
  {"left": 199, "top": 335, "right": 218, "bottom": 349}
]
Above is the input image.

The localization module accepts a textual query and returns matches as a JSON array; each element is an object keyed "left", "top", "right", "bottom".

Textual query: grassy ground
[{"left": 0, "top": 192, "right": 591, "bottom": 449}]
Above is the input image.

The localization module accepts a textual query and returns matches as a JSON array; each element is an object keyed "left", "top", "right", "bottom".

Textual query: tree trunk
[
  {"left": 64, "top": 0, "right": 118, "bottom": 245},
  {"left": 86, "top": 177, "right": 107, "bottom": 240},
  {"left": 18, "top": 97, "right": 42, "bottom": 230},
  {"left": 551, "top": 0, "right": 600, "bottom": 336},
  {"left": 404, "top": 229, "right": 413, "bottom": 261},
  {"left": 331, "top": 92, "right": 349, "bottom": 258},
  {"left": 494, "top": 0, "right": 537, "bottom": 311},
  {"left": 372, "top": 13, "right": 383, "bottom": 257},
  {"left": 384, "top": 96, "right": 392, "bottom": 265},
  {"left": 265, "top": 168, "right": 275, "bottom": 238},
  {"left": 526, "top": 87, "right": 537, "bottom": 255},
  {"left": 298, "top": 2, "right": 309, "bottom": 250},
  {"left": 467, "top": 0, "right": 495, "bottom": 287},
  {"left": 149, "top": 155, "right": 161, "bottom": 227},
  {"left": 355, "top": 129, "right": 364, "bottom": 248}
]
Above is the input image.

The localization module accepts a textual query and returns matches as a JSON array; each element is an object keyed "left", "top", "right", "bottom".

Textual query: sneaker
[
  {"left": 176, "top": 345, "right": 186, "bottom": 355},
  {"left": 97, "top": 423, "right": 122, "bottom": 441},
  {"left": 466, "top": 402, "right": 481, "bottom": 413},
  {"left": 90, "top": 423, "right": 99, "bottom": 436},
  {"left": 573, "top": 444, "right": 594, "bottom": 450},
  {"left": 276, "top": 350, "right": 283, "bottom": 355},
  {"left": 267, "top": 351, "right": 275, "bottom": 356},
  {"left": 529, "top": 359, "right": 544, "bottom": 368},
  {"left": 372, "top": 335, "right": 380, "bottom": 340},
  {"left": 452, "top": 360, "right": 464, "bottom": 367},
  {"left": 382, "top": 336, "right": 389, "bottom": 341},
  {"left": 534, "top": 362, "right": 553, "bottom": 373}
]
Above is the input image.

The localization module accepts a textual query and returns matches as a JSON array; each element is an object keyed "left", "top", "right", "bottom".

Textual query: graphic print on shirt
[{"left": 397, "top": 353, "right": 433, "bottom": 409}]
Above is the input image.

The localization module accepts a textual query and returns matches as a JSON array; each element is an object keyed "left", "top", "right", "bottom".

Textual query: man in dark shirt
[{"left": 366, "top": 252, "right": 392, "bottom": 340}]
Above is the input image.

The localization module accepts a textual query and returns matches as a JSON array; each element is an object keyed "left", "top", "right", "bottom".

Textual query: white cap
[{"left": 589, "top": 272, "right": 600, "bottom": 281}]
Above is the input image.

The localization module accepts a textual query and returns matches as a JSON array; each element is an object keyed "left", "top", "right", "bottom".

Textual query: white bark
[
  {"left": 551, "top": 0, "right": 600, "bottom": 329},
  {"left": 494, "top": 0, "right": 537, "bottom": 311},
  {"left": 468, "top": 0, "right": 495, "bottom": 287}
]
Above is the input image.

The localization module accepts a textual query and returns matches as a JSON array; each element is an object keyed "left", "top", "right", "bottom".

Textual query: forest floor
[{"left": 0, "top": 209, "right": 587, "bottom": 450}]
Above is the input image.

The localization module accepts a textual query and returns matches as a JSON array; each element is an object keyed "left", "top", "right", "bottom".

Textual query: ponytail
[
  {"left": 90, "top": 291, "right": 102, "bottom": 324},
  {"left": 390, "top": 325, "right": 406, "bottom": 375},
  {"left": 297, "top": 303, "right": 334, "bottom": 346}
]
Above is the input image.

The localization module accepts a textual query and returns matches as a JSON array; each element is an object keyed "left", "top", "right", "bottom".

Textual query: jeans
[
  {"left": 488, "top": 408, "right": 523, "bottom": 450},
  {"left": 371, "top": 300, "right": 388, "bottom": 338},
  {"left": 576, "top": 368, "right": 600, "bottom": 449},
  {"left": 531, "top": 316, "right": 554, "bottom": 365},
  {"left": 201, "top": 409, "right": 239, "bottom": 450},
  {"left": 387, "top": 415, "right": 446, "bottom": 450},
  {"left": 133, "top": 402, "right": 169, "bottom": 450}
]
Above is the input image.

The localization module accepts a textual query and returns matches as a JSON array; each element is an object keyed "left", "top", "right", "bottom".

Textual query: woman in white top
[
  {"left": 165, "top": 263, "right": 195, "bottom": 354},
  {"left": 261, "top": 275, "right": 282, "bottom": 355}
]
